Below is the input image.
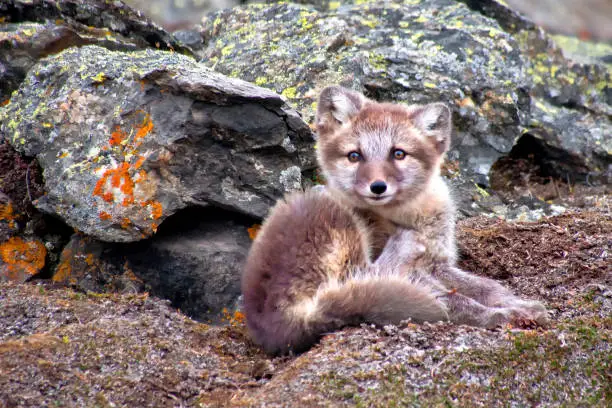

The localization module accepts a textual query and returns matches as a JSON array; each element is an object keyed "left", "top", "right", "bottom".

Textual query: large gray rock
[
  {"left": 0, "top": 0, "right": 192, "bottom": 103},
  {"left": 198, "top": 0, "right": 611, "bottom": 190},
  {"left": 0, "top": 45, "right": 313, "bottom": 242}
]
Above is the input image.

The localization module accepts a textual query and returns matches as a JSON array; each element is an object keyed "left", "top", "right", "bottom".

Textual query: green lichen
[
  {"left": 298, "top": 10, "right": 314, "bottom": 31},
  {"left": 360, "top": 18, "right": 378, "bottom": 29},
  {"left": 328, "top": 1, "right": 341, "bottom": 10},
  {"left": 91, "top": 72, "right": 107, "bottom": 84}
]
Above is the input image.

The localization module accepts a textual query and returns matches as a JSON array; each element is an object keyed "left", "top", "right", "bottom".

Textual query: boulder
[
  {"left": 0, "top": 0, "right": 192, "bottom": 103},
  {"left": 0, "top": 236, "right": 47, "bottom": 283},
  {"left": 199, "top": 0, "right": 611, "bottom": 191},
  {"left": 1, "top": 45, "right": 313, "bottom": 242}
]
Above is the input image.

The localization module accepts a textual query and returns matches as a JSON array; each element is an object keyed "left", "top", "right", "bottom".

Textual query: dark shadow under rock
[{"left": 53, "top": 206, "right": 254, "bottom": 323}]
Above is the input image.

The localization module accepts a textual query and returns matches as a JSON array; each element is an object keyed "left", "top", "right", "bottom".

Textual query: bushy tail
[{"left": 249, "top": 276, "right": 448, "bottom": 355}]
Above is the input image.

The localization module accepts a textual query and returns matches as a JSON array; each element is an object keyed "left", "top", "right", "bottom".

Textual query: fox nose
[{"left": 370, "top": 180, "right": 387, "bottom": 195}]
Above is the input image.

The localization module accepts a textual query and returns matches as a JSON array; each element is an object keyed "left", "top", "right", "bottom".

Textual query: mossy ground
[{"left": 0, "top": 209, "right": 610, "bottom": 407}]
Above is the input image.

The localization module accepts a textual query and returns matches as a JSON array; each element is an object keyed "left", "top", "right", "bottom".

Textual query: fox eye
[
  {"left": 347, "top": 151, "right": 362, "bottom": 162},
  {"left": 393, "top": 149, "right": 406, "bottom": 160}
]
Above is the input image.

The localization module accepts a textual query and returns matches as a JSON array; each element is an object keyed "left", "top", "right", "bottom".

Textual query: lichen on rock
[
  {"left": 0, "top": 45, "right": 313, "bottom": 242},
  {"left": 199, "top": 0, "right": 610, "bottom": 191}
]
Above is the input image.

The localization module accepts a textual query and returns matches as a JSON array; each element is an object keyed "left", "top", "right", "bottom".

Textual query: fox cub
[{"left": 242, "top": 86, "right": 548, "bottom": 355}]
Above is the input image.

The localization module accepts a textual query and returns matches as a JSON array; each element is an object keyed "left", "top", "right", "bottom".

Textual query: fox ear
[
  {"left": 409, "top": 103, "right": 452, "bottom": 154},
  {"left": 316, "top": 86, "right": 365, "bottom": 136}
]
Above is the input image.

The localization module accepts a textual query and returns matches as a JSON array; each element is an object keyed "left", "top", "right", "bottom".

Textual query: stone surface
[
  {"left": 0, "top": 0, "right": 192, "bottom": 103},
  {"left": 53, "top": 208, "right": 252, "bottom": 322},
  {"left": 1, "top": 45, "right": 313, "bottom": 242},
  {"left": 199, "top": 0, "right": 611, "bottom": 189},
  {"left": 0, "top": 236, "right": 47, "bottom": 283}
]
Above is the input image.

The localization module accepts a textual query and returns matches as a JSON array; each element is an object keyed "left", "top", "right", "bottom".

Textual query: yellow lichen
[
  {"left": 254, "top": 77, "right": 268, "bottom": 86},
  {"left": 281, "top": 87, "right": 298, "bottom": 99}
]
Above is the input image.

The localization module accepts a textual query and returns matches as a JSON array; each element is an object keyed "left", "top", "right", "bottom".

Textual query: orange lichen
[
  {"left": 134, "top": 113, "right": 154, "bottom": 143},
  {"left": 92, "top": 110, "right": 165, "bottom": 235},
  {"left": 222, "top": 308, "right": 246, "bottom": 327},
  {"left": 247, "top": 224, "right": 261, "bottom": 240},
  {"left": 53, "top": 244, "right": 99, "bottom": 285},
  {"left": 99, "top": 211, "right": 112, "bottom": 220},
  {"left": 0, "top": 99, "right": 10, "bottom": 107},
  {"left": 0, "top": 237, "right": 47, "bottom": 281},
  {"left": 122, "top": 197, "right": 134, "bottom": 207},
  {"left": 0, "top": 203, "right": 18, "bottom": 229},
  {"left": 150, "top": 202, "right": 162, "bottom": 219},
  {"left": 120, "top": 218, "right": 131, "bottom": 229},
  {"left": 53, "top": 254, "right": 74, "bottom": 284},
  {"left": 140, "top": 200, "right": 163, "bottom": 220},
  {"left": 94, "top": 162, "right": 135, "bottom": 205},
  {"left": 134, "top": 156, "right": 146, "bottom": 170},
  {"left": 109, "top": 126, "right": 127, "bottom": 146}
]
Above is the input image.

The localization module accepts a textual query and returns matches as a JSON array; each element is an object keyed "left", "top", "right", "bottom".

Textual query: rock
[
  {"left": 0, "top": 236, "right": 47, "bottom": 282},
  {"left": 123, "top": 209, "right": 252, "bottom": 322},
  {"left": 0, "top": 193, "right": 19, "bottom": 243},
  {"left": 0, "top": 0, "right": 192, "bottom": 103},
  {"left": 1, "top": 45, "right": 313, "bottom": 242},
  {"left": 0, "top": 139, "right": 44, "bottom": 219},
  {"left": 53, "top": 208, "right": 252, "bottom": 322},
  {"left": 53, "top": 233, "right": 145, "bottom": 294},
  {"left": 199, "top": 0, "right": 611, "bottom": 191}
]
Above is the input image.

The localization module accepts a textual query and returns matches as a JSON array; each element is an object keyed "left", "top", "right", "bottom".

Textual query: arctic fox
[{"left": 241, "top": 86, "right": 548, "bottom": 355}]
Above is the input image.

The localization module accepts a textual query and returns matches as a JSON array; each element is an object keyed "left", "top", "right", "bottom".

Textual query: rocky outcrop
[
  {"left": 199, "top": 0, "right": 611, "bottom": 192},
  {"left": 0, "top": 0, "right": 313, "bottom": 315},
  {"left": 0, "top": 0, "right": 609, "bottom": 320},
  {"left": 1, "top": 45, "right": 312, "bottom": 243},
  {"left": 0, "top": 0, "right": 192, "bottom": 103}
]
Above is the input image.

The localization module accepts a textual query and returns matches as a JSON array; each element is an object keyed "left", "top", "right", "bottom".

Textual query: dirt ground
[{"left": 0, "top": 208, "right": 609, "bottom": 407}]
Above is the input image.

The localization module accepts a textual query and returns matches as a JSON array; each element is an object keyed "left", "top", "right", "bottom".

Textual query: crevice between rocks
[{"left": 489, "top": 133, "right": 609, "bottom": 208}]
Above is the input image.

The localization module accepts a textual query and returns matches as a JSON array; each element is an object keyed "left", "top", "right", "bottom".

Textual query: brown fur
[
  {"left": 242, "top": 86, "right": 548, "bottom": 355},
  {"left": 242, "top": 191, "right": 447, "bottom": 354}
]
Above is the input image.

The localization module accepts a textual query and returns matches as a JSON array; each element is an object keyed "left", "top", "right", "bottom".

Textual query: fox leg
[
  {"left": 433, "top": 266, "right": 549, "bottom": 326},
  {"left": 374, "top": 229, "right": 425, "bottom": 270},
  {"left": 435, "top": 289, "right": 547, "bottom": 328}
]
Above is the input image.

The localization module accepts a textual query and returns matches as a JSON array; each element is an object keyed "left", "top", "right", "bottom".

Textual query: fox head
[{"left": 315, "top": 86, "right": 452, "bottom": 208}]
